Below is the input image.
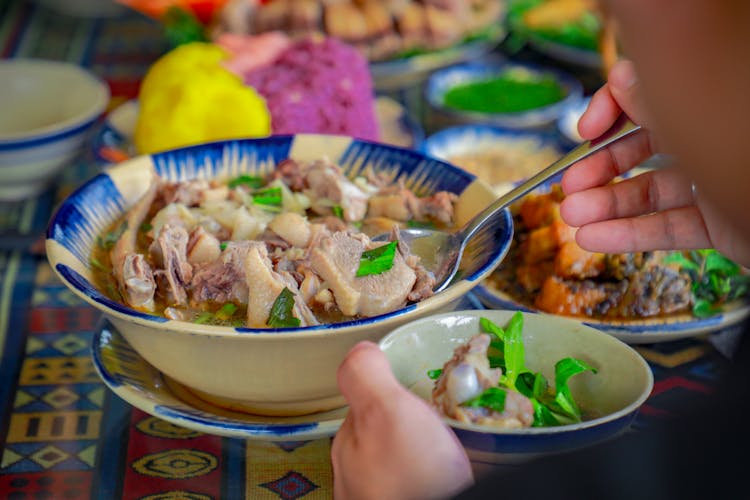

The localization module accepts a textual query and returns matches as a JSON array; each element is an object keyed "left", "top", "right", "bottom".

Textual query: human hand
[
  {"left": 560, "top": 60, "right": 750, "bottom": 266},
  {"left": 331, "top": 341, "right": 473, "bottom": 500}
]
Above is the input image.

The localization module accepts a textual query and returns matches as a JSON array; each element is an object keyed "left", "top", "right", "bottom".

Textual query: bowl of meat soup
[
  {"left": 46, "top": 134, "right": 512, "bottom": 416},
  {"left": 379, "top": 310, "right": 653, "bottom": 464}
]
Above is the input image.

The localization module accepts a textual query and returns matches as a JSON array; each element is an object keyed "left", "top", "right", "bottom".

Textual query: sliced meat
[
  {"left": 268, "top": 212, "right": 311, "bottom": 248},
  {"left": 110, "top": 175, "right": 159, "bottom": 307},
  {"left": 191, "top": 241, "right": 252, "bottom": 305},
  {"left": 304, "top": 160, "right": 369, "bottom": 222},
  {"left": 309, "top": 231, "right": 416, "bottom": 317},
  {"left": 187, "top": 226, "right": 221, "bottom": 266},
  {"left": 156, "top": 224, "right": 193, "bottom": 306},
  {"left": 432, "top": 334, "right": 534, "bottom": 428},
  {"left": 244, "top": 242, "right": 318, "bottom": 328},
  {"left": 368, "top": 185, "right": 457, "bottom": 225},
  {"left": 120, "top": 253, "right": 156, "bottom": 311}
]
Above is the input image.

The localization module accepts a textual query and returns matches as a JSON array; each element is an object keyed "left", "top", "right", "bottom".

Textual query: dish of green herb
[{"left": 442, "top": 70, "right": 566, "bottom": 115}]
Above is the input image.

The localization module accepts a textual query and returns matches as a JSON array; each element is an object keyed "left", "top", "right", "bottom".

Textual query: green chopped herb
[
  {"left": 229, "top": 175, "right": 265, "bottom": 189},
  {"left": 163, "top": 6, "right": 207, "bottom": 48},
  {"left": 461, "top": 387, "right": 507, "bottom": 413},
  {"left": 553, "top": 358, "right": 597, "bottom": 421},
  {"left": 220, "top": 242, "right": 228, "bottom": 251},
  {"left": 356, "top": 241, "right": 398, "bottom": 277},
  {"left": 90, "top": 257, "right": 108, "bottom": 272},
  {"left": 427, "top": 369, "right": 443, "bottom": 380},
  {"left": 252, "top": 187, "right": 283, "bottom": 207},
  {"left": 332, "top": 205, "right": 345, "bottom": 220},
  {"left": 267, "top": 287, "right": 301, "bottom": 328},
  {"left": 98, "top": 221, "right": 128, "bottom": 250},
  {"left": 215, "top": 303, "right": 238, "bottom": 321},
  {"left": 140, "top": 223, "right": 153, "bottom": 232},
  {"left": 193, "top": 312, "right": 214, "bottom": 325}
]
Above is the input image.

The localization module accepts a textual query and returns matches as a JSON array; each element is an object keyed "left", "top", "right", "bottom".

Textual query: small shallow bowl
[
  {"left": 422, "top": 124, "right": 567, "bottom": 195},
  {"left": 425, "top": 60, "right": 583, "bottom": 131},
  {"left": 47, "top": 134, "right": 513, "bottom": 416},
  {"left": 0, "top": 59, "right": 109, "bottom": 200},
  {"left": 379, "top": 309, "right": 653, "bottom": 464}
]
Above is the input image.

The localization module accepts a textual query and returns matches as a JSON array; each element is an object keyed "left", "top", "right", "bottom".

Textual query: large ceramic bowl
[
  {"left": 425, "top": 60, "right": 583, "bottom": 131},
  {"left": 0, "top": 59, "right": 109, "bottom": 200},
  {"left": 46, "top": 134, "right": 513, "bottom": 416},
  {"left": 379, "top": 309, "right": 653, "bottom": 464}
]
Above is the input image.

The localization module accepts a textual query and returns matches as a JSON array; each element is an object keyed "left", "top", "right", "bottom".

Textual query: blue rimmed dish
[
  {"left": 92, "top": 318, "right": 346, "bottom": 440},
  {"left": 425, "top": 60, "right": 583, "bottom": 130},
  {"left": 379, "top": 309, "right": 653, "bottom": 464},
  {"left": 48, "top": 134, "right": 512, "bottom": 416},
  {"left": 422, "top": 124, "right": 568, "bottom": 195}
]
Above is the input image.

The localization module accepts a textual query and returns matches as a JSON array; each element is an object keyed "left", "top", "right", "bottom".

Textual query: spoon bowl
[{"left": 380, "top": 116, "right": 642, "bottom": 292}]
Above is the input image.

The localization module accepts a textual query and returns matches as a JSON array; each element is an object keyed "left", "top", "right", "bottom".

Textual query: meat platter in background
[{"left": 475, "top": 183, "right": 750, "bottom": 344}]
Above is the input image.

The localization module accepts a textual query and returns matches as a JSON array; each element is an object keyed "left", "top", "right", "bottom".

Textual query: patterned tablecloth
[{"left": 0, "top": 2, "right": 739, "bottom": 498}]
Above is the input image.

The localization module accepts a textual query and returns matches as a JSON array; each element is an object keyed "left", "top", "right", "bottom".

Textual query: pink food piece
[{"left": 217, "top": 31, "right": 293, "bottom": 76}]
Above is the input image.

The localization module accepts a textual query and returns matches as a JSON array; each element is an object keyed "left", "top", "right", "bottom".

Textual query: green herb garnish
[
  {"left": 220, "top": 242, "right": 228, "bottom": 251},
  {"left": 427, "top": 369, "right": 443, "bottom": 380},
  {"left": 436, "top": 312, "right": 597, "bottom": 427},
  {"left": 193, "top": 312, "right": 214, "bottom": 325},
  {"left": 97, "top": 221, "right": 128, "bottom": 250},
  {"left": 228, "top": 175, "right": 265, "bottom": 190},
  {"left": 163, "top": 6, "right": 207, "bottom": 48},
  {"left": 356, "top": 241, "right": 398, "bottom": 277},
  {"left": 267, "top": 287, "right": 301, "bottom": 328},
  {"left": 252, "top": 187, "right": 283, "bottom": 207},
  {"left": 215, "top": 303, "right": 238, "bottom": 321},
  {"left": 665, "top": 249, "right": 749, "bottom": 317},
  {"left": 332, "top": 205, "right": 345, "bottom": 220},
  {"left": 140, "top": 223, "right": 152, "bottom": 232},
  {"left": 407, "top": 220, "right": 436, "bottom": 230}
]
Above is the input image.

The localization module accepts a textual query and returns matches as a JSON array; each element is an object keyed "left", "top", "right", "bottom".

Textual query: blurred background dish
[
  {"left": 422, "top": 124, "right": 567, "bottom": 195},
  {"left": 425, "top": 60, "right": 583, "bottom": 131},
  {"left": 379, "top": 309, "right": 653, "bottom": 464},
  {"left": 93, "top": 96, "right": 424, "bottom": 166},
  {"left": 506, "top": 0, "right": 604, "bottom": 69},
  {"left": 0, "top": 58, "right": 110, "bottom": 201}
]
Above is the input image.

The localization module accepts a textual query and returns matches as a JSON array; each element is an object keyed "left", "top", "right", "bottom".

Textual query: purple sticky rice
[{"left": 244, "top": 37, "right": 380, "bottom": 141}]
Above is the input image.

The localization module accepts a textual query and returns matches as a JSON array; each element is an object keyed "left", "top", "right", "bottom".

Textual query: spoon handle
[{"left": 460, "top": 115, "right": 642, "bottom": 243}]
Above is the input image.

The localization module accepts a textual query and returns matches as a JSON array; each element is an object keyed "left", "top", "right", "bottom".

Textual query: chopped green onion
[
  {"left": 267, "top": 287, "right": 301, "bottom": 328},
  {"left": 193, "top": 312, "right": 214, "bottom": 324},
  {"left": 356, "top": 241, "right": 398, "bottom": 277},
  {"left": 215, "top": 303, "right": 238, "bottom": 321},
  {"left": 228, "top": 175, "right": 264, "bottom": 189},
  {"left": 332, "top": 205, "right": 345, "bottom": 220},
  {"left": 220, "top": 242, "right": 228, "bottom": 251},
  {"left": 252, "top": 187, "right": 283, "bottom": 207},
  {"left": 427, "top": 369, "right": 443, "bottom": 380},
  {"left": 90, "top": 257, "right": 108, "bottom": 272},
  {"left": 98, "top": 221, "right": 128, "bottom": 250}
]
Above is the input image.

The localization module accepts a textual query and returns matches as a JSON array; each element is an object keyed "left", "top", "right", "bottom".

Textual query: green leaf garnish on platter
[
  {"left": 356, "top": 241, "right": 398, "bottom": 277},
  {"left": 267, "top": 287, "right": 301, "bottom": 328},
  {"left": 228, "top": 175, "right": 265, "bottom": 189}
]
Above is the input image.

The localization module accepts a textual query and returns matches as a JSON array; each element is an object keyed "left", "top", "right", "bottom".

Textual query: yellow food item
[
  {"left": 135, "top": 42, "right": 271, "bottom": 154},
  {"left": 522, "top": 0, "right": 595, "bottom": 30}
]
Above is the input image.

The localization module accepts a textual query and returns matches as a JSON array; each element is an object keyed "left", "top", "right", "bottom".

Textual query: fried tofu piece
[
  {"left": 523, "top": 219, "right": 576, "bottom": 264},
  {"left": 554, "top": 241, "right": 605, "bottom": 279}
]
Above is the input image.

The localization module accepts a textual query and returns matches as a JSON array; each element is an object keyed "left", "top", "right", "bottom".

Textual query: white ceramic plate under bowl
[
  {"left": 91, "top": 318, "right": 346, "bottom": 441},
  {"left": 92, "top": 97, "right": 424, "bottom": 166}
]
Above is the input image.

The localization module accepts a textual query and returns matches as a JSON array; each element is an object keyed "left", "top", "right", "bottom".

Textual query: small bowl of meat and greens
[
  {"left": 379, "top": 309, "right": 653, "bottom": 464},
  {"left": 46, "top": 134, "right": 512, "bottom": 417},
  {"left": 474, "top": 182, "right": 750, "bottom": 344}
]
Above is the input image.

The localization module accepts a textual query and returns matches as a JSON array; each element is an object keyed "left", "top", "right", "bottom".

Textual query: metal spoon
[{"left": 383, "top": 115, "right": 642, "bottom": 293}]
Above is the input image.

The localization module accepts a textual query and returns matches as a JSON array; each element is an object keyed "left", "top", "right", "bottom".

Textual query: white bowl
[
  {"left": 0, "top": 59, "right": 110, "bottom": 200},
  {"left": 46, "top": 134, "right": 513, "bottom": 416},
  {"left": 379, "top": 309, "right": 653, "bottom": 464}
]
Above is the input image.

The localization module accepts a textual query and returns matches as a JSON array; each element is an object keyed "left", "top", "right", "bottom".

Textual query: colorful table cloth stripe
[{"left": 0, "top": 2, "right": 738, "bottom": 498}]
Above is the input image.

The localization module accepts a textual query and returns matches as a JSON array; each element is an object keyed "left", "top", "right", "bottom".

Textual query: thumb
[
  {"left": 336, "top": 341, "right": 402, "bottom": 411},
  {"left": 608, "top": 59, "right": 649, "bottom": 126}
]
